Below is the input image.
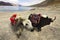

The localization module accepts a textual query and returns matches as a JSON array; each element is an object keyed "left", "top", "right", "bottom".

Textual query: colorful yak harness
[{"left": 28, "top": 14, "right": 42, "bottom": 24}]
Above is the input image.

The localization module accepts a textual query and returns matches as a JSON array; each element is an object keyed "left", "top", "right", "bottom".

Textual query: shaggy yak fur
[{"left": 10, "top": 14, "right": 33, "bottom": 38}]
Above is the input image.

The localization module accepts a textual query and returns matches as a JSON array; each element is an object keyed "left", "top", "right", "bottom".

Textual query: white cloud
[
  {"left": 19, "top": 0, "right": 45, "bottom": 6},
  {"left": 0, "top": 0, "right": 18, "bottom": 4}
]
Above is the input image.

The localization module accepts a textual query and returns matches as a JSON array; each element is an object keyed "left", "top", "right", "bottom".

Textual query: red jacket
[{"left": 10, "top": 14, "right": 17, "bottom": 25}]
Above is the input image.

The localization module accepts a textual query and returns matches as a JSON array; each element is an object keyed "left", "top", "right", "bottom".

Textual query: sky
[
  {"left": 19, "top": 0, "right": 45, "bottom": 6},
  {"left": 0, "top": 0, "right": 45, "bottom": 6}
]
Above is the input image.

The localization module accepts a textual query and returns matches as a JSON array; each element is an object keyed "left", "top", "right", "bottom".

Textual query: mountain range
[{"left": 0, "top": 1, "right": 21, "bottom": 6}]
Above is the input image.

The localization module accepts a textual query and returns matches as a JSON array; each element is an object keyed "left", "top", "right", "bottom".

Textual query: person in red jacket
[{"left": 10, "top": 14, "right": 17, "bottom": 25}]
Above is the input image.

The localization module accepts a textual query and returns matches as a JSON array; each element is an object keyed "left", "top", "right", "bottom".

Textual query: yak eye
[{"left": 26, "top": 24, "right": 28, "bottom": 25}]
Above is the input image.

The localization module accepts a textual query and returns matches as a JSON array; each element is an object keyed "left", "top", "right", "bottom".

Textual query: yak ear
[{"left": 22, "top": 21, "right": 25, "bottom": 26}]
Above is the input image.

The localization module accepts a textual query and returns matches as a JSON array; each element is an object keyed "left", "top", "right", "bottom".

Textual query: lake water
[{"left": 0, "top": 6, "right": 34, "bottom": 12}]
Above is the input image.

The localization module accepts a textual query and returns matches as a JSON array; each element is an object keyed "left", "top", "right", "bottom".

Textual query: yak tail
[{"left": 52, "top": 16, "right": 56, "bottom": 22}]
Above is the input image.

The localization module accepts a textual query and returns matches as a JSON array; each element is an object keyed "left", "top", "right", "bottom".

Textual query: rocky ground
[{"left": 0, "top": 1, "right": 60, "bottom": 40}]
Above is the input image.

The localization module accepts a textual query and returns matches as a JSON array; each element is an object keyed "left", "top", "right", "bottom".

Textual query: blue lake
[{"left": 0, "top": 6, "right": 34, "bottom": 12}]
